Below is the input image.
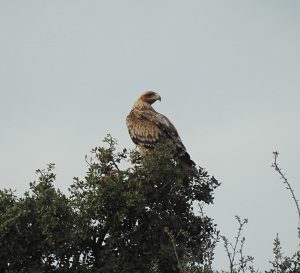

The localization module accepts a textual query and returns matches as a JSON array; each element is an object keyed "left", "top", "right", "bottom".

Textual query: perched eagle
[{"left": 126, "top": 91, "right": 195, "bottom": 168}]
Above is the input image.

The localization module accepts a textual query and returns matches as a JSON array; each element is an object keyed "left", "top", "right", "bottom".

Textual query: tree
[{"left": 0, "top": 135, "right": 219, "bottom": 273}]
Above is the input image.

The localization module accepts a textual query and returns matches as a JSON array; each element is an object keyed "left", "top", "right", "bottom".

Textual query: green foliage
[
  {"left": 0, "top": 135, "right": 219, "bottom": 273},
  {"left": 264, "top": 234, "right": 300, "bottom": 273},
  {"left": 0, "top": 164, "right": 75, "bottom": 272}
]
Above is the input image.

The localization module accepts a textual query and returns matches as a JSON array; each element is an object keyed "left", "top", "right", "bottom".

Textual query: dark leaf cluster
[{"left": 0, "top": 135, "right": 219, "bottom": 273}]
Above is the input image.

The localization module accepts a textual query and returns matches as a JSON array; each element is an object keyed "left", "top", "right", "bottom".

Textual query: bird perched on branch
[{"left": 126, "top": 91, "right": 195, "bottom": 169}]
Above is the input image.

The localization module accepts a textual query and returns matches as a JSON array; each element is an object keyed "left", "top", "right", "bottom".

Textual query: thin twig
[
  {"left": 111, "top": 159, "right": 120, "bottom": 172},
  {"left": 165, "top": 228, "right": 183, "bottom": 273},
  {"left": 271, "top": 151, "right": 300, "bottom": 224},
  {"left": 222, "top": 216, "right": 249, "bottom": 273}
]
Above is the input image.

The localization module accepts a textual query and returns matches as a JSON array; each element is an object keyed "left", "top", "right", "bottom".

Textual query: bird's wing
[{"left": 126, "top": 109, "right": 186, "bottom": 151}]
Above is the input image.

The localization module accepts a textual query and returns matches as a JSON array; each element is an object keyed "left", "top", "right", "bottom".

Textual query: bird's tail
[{"left": 178, "top": 152, "right": 196, "bottom": 171}]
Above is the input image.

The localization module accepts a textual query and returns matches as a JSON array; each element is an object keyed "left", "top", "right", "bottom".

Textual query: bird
[{"left": 126, "top": 91, "right": 195, "bottom": 169}]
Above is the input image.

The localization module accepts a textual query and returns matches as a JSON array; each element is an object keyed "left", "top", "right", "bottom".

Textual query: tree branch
[{"left": 271, "top": 151, "right": 300, "bottom": 225}]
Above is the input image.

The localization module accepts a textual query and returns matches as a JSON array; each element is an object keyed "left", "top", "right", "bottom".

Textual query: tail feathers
[{"left": 178, "top": 152, "right": 196, "bottom": 170}]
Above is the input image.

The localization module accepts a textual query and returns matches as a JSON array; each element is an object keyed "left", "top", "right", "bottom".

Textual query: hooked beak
[{"left": 155, "top": 93, "right": 161, "bottom": 102}]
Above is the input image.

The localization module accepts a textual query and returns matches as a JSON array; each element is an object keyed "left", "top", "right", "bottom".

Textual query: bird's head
[{"left": 139, "top": 91, "right": 161, "bottom": 105}]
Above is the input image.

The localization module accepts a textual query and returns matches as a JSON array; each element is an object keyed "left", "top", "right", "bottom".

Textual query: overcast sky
[{"left": 1, "top": 0, "right": 300, "bottom": 270}]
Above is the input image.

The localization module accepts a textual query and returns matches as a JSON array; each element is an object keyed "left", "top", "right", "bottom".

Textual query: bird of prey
[{"left": 126, "top": 91, "right": 195, "bottom": 168}]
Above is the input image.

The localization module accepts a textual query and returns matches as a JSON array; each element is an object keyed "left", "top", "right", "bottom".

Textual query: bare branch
[{"left": 271, "top": 151, "right": 300, "bottom": 226}]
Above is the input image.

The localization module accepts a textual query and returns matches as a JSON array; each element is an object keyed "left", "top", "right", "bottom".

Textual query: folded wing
[{"left": 126, "top": 108, "right": 195, "bottom": 168}]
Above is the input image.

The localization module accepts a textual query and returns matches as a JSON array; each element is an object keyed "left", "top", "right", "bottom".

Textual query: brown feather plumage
[{"left": 126, "top": 91, "right": 195, "bottom": 167}]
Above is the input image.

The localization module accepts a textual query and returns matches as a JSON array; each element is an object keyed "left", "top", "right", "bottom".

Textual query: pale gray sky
[{"left": 1, "top": 0, "right": 300, "bottom": 270}]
